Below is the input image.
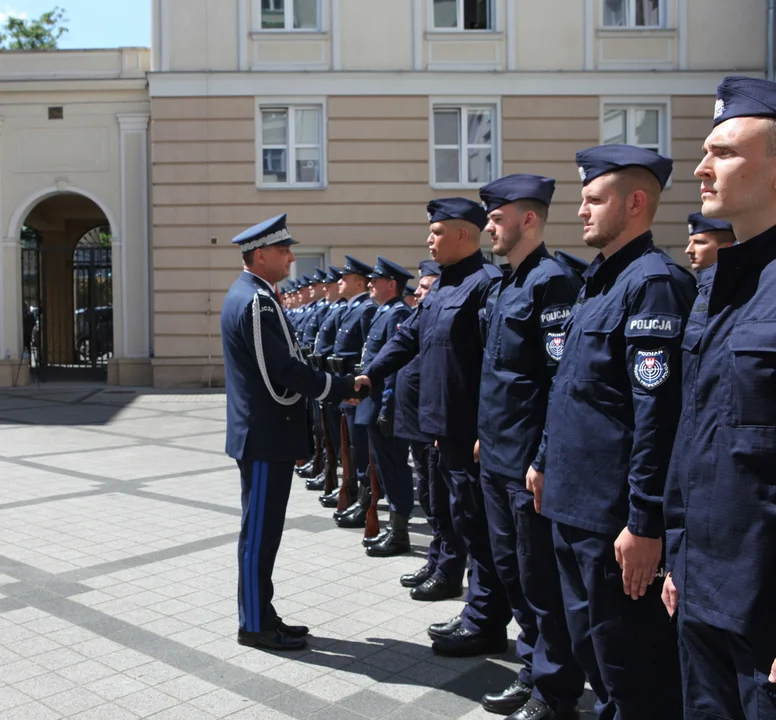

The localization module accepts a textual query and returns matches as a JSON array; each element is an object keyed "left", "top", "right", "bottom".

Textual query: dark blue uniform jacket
[
  {"left": 332, "top": 292, "right": 378, "bottom": 369},
  {"left": 540, "top": 233, "right": 696, "bottom": 539}
]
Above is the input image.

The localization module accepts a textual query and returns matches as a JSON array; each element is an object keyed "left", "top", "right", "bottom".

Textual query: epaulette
[
  {"left": 484, "top": 264, "right": 504, "bottom": 280},
  {"left": 554, "top": 250, "right": 589, "bottom": 277},
  {"left": 640, "top": 251, "right": 671, "bottom": 279}
]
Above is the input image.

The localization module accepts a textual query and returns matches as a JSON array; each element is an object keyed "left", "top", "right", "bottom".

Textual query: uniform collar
[
  {"left": 378, "top": 295, "right": 403, "bottom": 311},
  {"left": 506, "top": 243, "right": 551, "bottom": 285},
  {"left": 241, "top": 270, "right": 274, "bottom": 292},
  {"left": 439, "top": 249, "right": 486, "bottom": 284},
  {"left": 583, "top": 231, "right": 654, "bottom": 288},
  {"left": 347, "top": 291, "right": 369, "bottom": 307}
]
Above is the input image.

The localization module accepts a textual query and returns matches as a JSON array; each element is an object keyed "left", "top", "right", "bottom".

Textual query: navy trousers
[
  {"left": 323, "top": 403, "right": 342, "bottom": 459},
  {"left": 237, "top": 459, "right": 293, "bottom": 633},
  {"left": 552, "top": 522, "right": 682, "bottom": 720},
  {"left": 481, "top": 469, "right": 582, "bottom": 704},
  {"left": 412, "top": 442, "right": 466, "bottom": 585},
  {"left": 437, "top": 438, "right": 512, "bottom": 637},
  {"left": 678, "top": 608, "right": 776, "bottom": 720},
  {"left": 344, "top": 405, "right": 370, "bottom": 489},
  {"left": 368, "top": 426, "right": 414, "bottom": 517}
]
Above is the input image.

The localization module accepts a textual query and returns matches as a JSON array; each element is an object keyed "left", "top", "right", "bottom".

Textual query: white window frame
[
  {"left": 600, "top": 98, "right": 672, "bottom": 186},
  {"left": 253, "top": 0, "right": 323, "bottom": 32},
  {"left": 428, "top": 0, "right": 499, "bottom": 33},
  {"left": 429, "top": 98, "right": 501, "bottom": 190},
  {"left": 600, "top": 0, "right": 665, "bottom": 29},
  {"left": 288, "top": 248, "right": 330, "bottom": 282},
  {"left": 255, "top": 98, "right": 328, "bottom": 190}
]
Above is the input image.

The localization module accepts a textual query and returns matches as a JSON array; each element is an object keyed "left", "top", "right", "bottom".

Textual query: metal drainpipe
[{"left": 769, "top": 0, "right": 775, "bottom": 80}]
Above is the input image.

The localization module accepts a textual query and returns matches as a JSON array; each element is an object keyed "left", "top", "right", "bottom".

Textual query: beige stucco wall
[
  {"left": 150, "top": 92, "right": 716, "bottom": 387},
  {"left": 516, "top": 0, "right": 584, "bottom": 70},
  {"left": 339, "top": 0, "right": 413, "bottom": 70},
  {"left": 164, "top": 0, "right": 239, "bottom": 71}
]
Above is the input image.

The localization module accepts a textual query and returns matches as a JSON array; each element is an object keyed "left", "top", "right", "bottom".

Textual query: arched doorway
[{"left": 19, "top": 192, "right": 114, "bottom": 381}]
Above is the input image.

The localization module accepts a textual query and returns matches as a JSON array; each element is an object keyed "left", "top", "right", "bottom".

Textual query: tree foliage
[{"left": 0, "top": 7, "right": 68, "bottom": 50}]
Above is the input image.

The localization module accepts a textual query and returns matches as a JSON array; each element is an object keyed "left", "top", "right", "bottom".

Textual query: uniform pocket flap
[
  {"left": 729, "top": 322, "right": 776, "bottom": 353},
  {"left": 582, "top": 308, "right": 624, "bottom": 334}
]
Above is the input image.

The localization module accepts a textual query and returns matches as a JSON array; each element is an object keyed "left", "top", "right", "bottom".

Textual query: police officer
[
  {"left": 395, "top": 260, "right": 466, "bottom": 601},
  {"left": 533, "top": 146, "right": 696, "bottom": 719},
  {"left": 359, "top": 198, "right": 512, "bottom": 657},
  {"left": 663, "top": 76, "right": 776, "bottom": 720},
  {"left": 684, "top": 212, "right": 735, "bottom": 271},
  {"left": 220, "top": 214, "right": 365, "bottom": 651},
  {"left": 476, "top": 174, "right": 585, "bottom": 720},
  {"left": 353, "top": 257, "right": 415, "bottom": 557},
  {"left": 403, "top": 285, "right": 418, "bottom": 308},
  {"left": 330, "top": 256, "right": 379, "bottom": 528}
]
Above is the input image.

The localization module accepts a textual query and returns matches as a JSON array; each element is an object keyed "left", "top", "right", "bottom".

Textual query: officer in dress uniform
[
  {"left": 360, "top": 198, "right": 512, "bottom": 657},
  {"left": 663, "top": 76, "right": 776, "bottom": 720},
  {"left": 533, "top": 147, "right": 696, "bottom": 719},
  {"left": 351, "top": 257, "right": 415, "bottom": 557},
  {"left": 476, "top": 174, "right": 585, "bottom": 720},
  {"left": 395, "top": 260, "right": 466, "bottom": 601},
  {"left": 220, "top": 214, "right": 365, "bottom": 651},
  {"left": 684, "top": 212, "right": 735, "bottom": 272},
  {"left": 329, "top": 256, "right": 379, "bottom": 528}
]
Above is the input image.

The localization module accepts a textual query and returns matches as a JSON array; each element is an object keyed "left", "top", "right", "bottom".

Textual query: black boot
[
  {"left": 336, "top": 486, "right": 371, "bottom": 529},
  {"left": 365, "top": 514, "right": 411, "bottom": 557}
]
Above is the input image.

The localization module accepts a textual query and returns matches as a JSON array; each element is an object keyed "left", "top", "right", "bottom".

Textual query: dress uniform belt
[{"left": 326, "top": 356, "right": 358, "bottom": 374}]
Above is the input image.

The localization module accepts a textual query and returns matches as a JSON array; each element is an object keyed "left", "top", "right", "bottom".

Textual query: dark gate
[{"left": 21, "top": 227, "right": 113, "bottom": 382}]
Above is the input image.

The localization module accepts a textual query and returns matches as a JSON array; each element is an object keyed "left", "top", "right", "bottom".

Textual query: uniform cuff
[
  {"left": 316, "top": 373, "right": 332, "bottom": 401},
  {"left": 627, "top": 506, "right": 664, "bottom": 539}
]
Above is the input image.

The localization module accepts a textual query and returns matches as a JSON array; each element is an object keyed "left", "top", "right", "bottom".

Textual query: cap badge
[
  {"left": 578, "top": 166, "right": 587, "bottom": 182},
  {"left": 713, "top": 98, "right": 725, "bottom": 120}
]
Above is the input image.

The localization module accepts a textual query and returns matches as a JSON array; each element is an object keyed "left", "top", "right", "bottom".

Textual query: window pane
[
  {"left": 295, "top": 108, "right": 321, "bottom": 144},
  {"left": 433, "top": 0, "right": 458, "bottom": 28},
  {"left": 467, "top": 109, "right": 492, "bottom": 145},
  {"left": 468, "top": 147, "right": 492, "bottom": 184},
  {"left": 293, "top": 254, "right": 325, "bottom": 282},
  {"left": 603, "top": 108, "right": 627, "bottom": 145},
  {"left": 463, "top": 0, "right": 491, "bottom": 30},
  {"left": 293, "top": 0, "right": 318, "bottom": 29},
  {"left": 435, "top": 149, "right": 460, "bottom": 183},
  {"left": 262, "top": 110, "right": 288, "bottom": 145},
  {"left": 295, "top": 147, "right": 321, "bottom": 184},
  {"left": 603, "top": 0, "right": 626, "bottom": 27},
  {"left": 262, "top": 0, "right": 284, "bottom": 29},
  {"left": 635, "top": 0, "right": 660, "bottom": 26},
  {"left": 434, "top": 109, "right": 460, "bottom": 146},
  {"left": 633, "top": 109, "right": 659, "bottom": 145},
  {"left": 263, "top": 148, "right": 287, "bottom": 183}
]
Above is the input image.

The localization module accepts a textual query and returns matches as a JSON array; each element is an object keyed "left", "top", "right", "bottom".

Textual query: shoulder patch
[
  {"left": 625, "top": 313, "right": 681, "bottom": 338},
  {"left": 545, "top": 332, "right": 566, "bottom": 362},
  {"left": 633, "top": 348, "right": 670, "bottom": 389},
  {"left": 540, "top": 304, "right": 572, "bottom": 329}
]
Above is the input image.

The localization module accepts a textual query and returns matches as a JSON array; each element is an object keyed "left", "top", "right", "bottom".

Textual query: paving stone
[
  {"left": 115, "top": 687, "right": 180, "bottom": 715},
  {"left": 14, "top": 671, "right": 76, "bottom": 699}
]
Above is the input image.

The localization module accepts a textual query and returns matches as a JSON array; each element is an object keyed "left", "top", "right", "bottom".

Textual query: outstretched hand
[{"left": 355, "top": 375, "right": 372, "bottom": 391}]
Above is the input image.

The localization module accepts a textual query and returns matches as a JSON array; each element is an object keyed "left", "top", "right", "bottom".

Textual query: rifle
[
  {"left": 320, "top": 405, "right": 339, "bottom": 495},
  {"left": 337, "top": 412, "right": 354, "bottom": 511},
  {"left": 365, "top": 444, "right": 381, "bottom": 539}
]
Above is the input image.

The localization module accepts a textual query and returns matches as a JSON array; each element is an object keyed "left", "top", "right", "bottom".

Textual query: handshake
[{"left": 344, "top": 375, "right": 372, "bottom": 403}]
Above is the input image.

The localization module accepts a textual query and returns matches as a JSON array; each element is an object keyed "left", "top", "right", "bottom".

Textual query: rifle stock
[
  {"left": 337, "top": 413, "right": 353, "bottom": 511},
  {"left": 320, "top": 405, "right": 338, "bottom": 495},
  {"left": 365, "top": 444, "right": 380, "bottom": 539}
]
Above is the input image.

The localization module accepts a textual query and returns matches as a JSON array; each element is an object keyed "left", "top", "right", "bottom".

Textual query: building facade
[{"left": 0, "top": 0, "right": 768, "bottom": 387}]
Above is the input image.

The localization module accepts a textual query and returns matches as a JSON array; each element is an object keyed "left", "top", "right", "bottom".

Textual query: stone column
[{"left": 112, "top": 113, "right": 152, "bottom": 386}]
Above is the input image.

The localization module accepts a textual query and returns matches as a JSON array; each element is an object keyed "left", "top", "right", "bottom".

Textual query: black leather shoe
[
  {"left": 427, "top": 615, "right": 463, "bottom": 640},
  {"left": 333, "top": 500, "right": 359, "bottom": 521},
  {"left": 506, "top": 698, "right": 579, "bottom": 720},
  {"left": 306, "top": 475, "right": 325, "bottom": 491},
  {"left": 410, "top": 575, "right": 462, "bottom": 602},
  {"left": 297, "top": 461, "right": 321, "bottom": 479},
  {"left": 276, "top": 618, "right": 309, "bottom": 639},
  {"left": 295, "top": 460, "right": 314, "bottom": 477},
  {"left": 237, "top": 629, "right": 307, "bottom": 651},
  {"left": 400, "top": 564, "right": 434, "bottom": 588},
  {"left": 336, "top": 505, "right": 367, "bottom": 528},
  {"left": 362, "top": 529, "right": 390, "bottom": 547},
  {"left": 319, "top": 489, "right": 340, "bottom": 507},
  {"left": 431, "top": 626, "right": 508, "bottom": 657},
  {"left": 481, "top": 679, "right": 533, "bottom": 715},
  {"left": 365, "top": 529, "right": 410, "bottom": 557}
]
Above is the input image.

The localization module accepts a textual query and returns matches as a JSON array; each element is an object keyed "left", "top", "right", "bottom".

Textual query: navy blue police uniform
[
  {"left": 353, "top": 257, "right": 416, "bottom": 556},
  {"left": 330, "top": 256, "right": 379, "bottom": 527},
  {"left": 301, "top": 268, "right": 331, "bottom": 352},
  {"left": 294, "top": 275, "right": 317, "bottom": 342},
  {"left": 537, "top": 148, "right": 696, "bottom": 719},
  {"left": 364, "top": 197, "right": 513, "bottom": 656},
  {"left": 664, "top": 76, "right": 776, "bottom": 720},
  {"left": 221, "top": 214, "right": 361, "bottom": 650},
  {"left": 394, "top": 260, "right": 467, "bottom": 598},
  {"left": 477, "top": 175, "right": 585, "bottom": 719}
]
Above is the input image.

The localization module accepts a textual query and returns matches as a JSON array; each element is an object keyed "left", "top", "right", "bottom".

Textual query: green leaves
[{"left": 0, "top": 6, "right": 68, "bottom": 50}]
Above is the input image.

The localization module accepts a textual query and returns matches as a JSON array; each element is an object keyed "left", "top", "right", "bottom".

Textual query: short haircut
[
  {"left": 513, "top": 198, "right": 549, "bottom": 226},
  {"left": 616, "top": 166, "right": 662, "bottom": 220},
  {"left": 708, "top": 229, "right": 736, "bottom": 245}
]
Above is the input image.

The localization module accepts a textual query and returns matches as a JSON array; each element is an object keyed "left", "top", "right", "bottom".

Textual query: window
[
  {"left": 260, "top": 0, "right": 319, "bottom": 30},
  {"left": 287, "top": 252, "right": 326, "bottom": 286},
  {"left": 432, "top": 0, "right": 493, "bottom": 31},
  {"left": 432, "top": 105, "right": 496, "bottom": 187},
  {"left": 260, "top": 106, "right": 324, "bottom": 187},
  {"left": 602, "top": 0, "right": 663, "bottom": 28},
  {"left": 602, "top": 105, "right": 665, "bottom": 154}
]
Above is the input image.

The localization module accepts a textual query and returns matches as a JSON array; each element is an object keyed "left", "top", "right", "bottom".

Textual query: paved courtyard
[{"left": 0, "top": 386, "right": 594, "bottom": 719}]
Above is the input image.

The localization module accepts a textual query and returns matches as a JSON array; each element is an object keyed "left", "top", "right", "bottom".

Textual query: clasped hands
[{"left": 345, "top": 375, "right": 372, "bottom": 405}]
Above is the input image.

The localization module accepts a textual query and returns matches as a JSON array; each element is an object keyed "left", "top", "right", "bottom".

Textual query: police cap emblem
[
  {"left": 545, "top": 332, "right": 566, "bottom": 362},
  {"left": 713, "top": 98, "right": 725, "bottom": 120},
  {"left": 634, "top": 348, "right": 670, "bottom": 389},
  {"left": 577, "top": 166, "right": 587, "bottom": 182}
]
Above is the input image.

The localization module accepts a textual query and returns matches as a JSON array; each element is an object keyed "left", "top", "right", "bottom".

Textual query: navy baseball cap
[
  {"left": 576, "top": 144, "right": 673, "bottom": 190},
  {"left": 427, "top": 198, "right": 488, "bottom": 231},
  {"left": 479, "top": 174, "right": 556, "bottom": 213}
]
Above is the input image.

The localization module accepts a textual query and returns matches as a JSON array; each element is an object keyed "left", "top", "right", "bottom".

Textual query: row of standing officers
[{"left": 221, "top": 74, "right": 776, "bottom": 720}]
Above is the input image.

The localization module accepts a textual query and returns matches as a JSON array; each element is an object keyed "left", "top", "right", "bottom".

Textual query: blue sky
[{"left": 3, "top": 1, "right": 151, "bottom": 49}]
